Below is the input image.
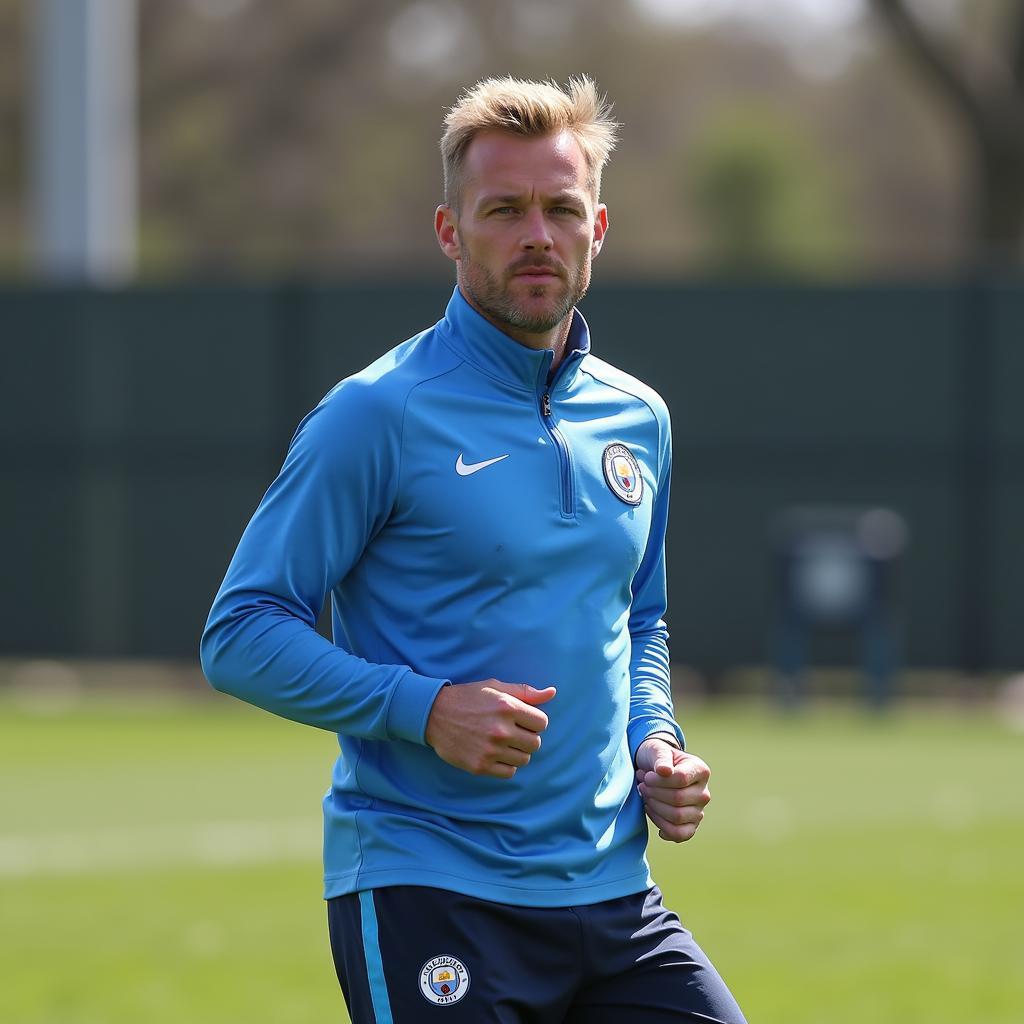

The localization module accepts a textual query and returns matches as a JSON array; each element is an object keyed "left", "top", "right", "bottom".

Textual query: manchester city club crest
[
  {"left": 602, "top": 443, "right": 643, "bottom": 506},
  {"left": 419, "top": 954, "right": 471, "bottom": 1005}
]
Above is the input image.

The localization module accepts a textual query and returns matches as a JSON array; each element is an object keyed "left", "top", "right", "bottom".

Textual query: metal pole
[{"left": 30, "top": 0, "right": 137, "bottom": 283}]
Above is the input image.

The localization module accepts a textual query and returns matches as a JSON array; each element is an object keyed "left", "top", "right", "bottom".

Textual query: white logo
[
  {"left": 602, "top": 443, "right": 643, "bottom": 506},
  {"left": 419, "top": 954, "right": 470, "bottom": 1005},
  {"left": 455, "top": 453, "right": 509, "bottom": 476}
]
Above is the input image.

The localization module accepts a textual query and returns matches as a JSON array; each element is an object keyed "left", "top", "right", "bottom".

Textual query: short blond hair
[{"left": 440, "top": 75, "right": 619, "bottom": 207}]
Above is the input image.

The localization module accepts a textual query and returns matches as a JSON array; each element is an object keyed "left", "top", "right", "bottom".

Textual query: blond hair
[{"left": 440, "top": 76, "right": 619, "bottom": 207}]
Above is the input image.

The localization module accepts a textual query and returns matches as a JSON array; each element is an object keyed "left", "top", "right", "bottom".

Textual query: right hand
[{"left": 425, "top": 680, "right": 556, "bottom": 779}]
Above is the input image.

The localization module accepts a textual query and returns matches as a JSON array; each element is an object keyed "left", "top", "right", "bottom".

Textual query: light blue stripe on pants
[{"left": 358, "top": 891, "right": 394, "bottom": 1023}]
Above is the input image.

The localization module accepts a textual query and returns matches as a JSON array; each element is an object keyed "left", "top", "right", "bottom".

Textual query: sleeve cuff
[
  {"left": 628, "top": 717, "right": 686, "bottom": 764},
  {"left": 386, "top": 670, "right": 451, "bottom": 744}
]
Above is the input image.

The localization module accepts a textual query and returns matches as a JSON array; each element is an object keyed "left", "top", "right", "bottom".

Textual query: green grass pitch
[{"left": 1, "top": 687, "right": 1022, "bottom": 1023}]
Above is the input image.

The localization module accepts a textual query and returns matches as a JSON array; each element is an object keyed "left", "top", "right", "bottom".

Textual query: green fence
[{"left": 3, "top": 279, "right": 1022, "bottom": 670}]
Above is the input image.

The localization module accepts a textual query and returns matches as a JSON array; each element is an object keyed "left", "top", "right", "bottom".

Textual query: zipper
[{"left": 540, "top": 390, "right": 575, "bottom": 517}]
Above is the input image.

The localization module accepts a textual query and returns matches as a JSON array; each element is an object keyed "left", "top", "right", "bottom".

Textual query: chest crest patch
[{"left": 602, "top": 443, "right": 643, "bottom": 506}]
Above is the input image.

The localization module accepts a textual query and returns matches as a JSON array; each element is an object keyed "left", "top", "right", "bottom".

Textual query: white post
[{"left": 31, "top": 0, "right": 137, "bottom": 283}]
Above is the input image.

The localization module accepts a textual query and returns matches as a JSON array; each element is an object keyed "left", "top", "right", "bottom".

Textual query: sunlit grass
[{"left": 1, "top": 689, "right": 1021, "bottom": 1023}]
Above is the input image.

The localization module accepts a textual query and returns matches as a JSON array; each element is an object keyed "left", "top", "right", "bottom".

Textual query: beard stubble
[{"left": 458, "top": 246, "right": 591, "bottom": 335}]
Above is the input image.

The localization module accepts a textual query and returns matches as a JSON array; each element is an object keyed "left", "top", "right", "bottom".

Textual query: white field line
[{"left": 0, "top": 819, "right": 320, "bottom": 878}]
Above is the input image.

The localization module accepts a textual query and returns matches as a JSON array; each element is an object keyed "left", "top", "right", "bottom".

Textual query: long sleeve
[
  {"left": 199, "top": 379, "right": 448, "bottom": 743},
  {"left": 626, "top": 422, "right": 685, "bottom": 762}
]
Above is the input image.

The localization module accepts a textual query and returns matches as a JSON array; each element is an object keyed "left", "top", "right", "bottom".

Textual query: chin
[
  {"left": 518, "top": 299, "right": 563, "bottom": 322},
  {"left": 519, "top": 280, "right": 567, "bottom": 301}
]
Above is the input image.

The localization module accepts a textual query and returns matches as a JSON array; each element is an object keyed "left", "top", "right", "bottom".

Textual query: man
[{"left": 201, "top": 76, "right": 745, "bottom": 1023}]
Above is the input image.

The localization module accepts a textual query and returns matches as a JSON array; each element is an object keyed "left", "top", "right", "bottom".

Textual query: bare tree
[{"left": 871, "top": 0, "right": 1024, "bottom": 266}]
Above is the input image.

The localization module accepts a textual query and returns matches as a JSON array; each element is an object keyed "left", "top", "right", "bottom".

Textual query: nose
[{"left": 520, "top": 207, "right": 553, "bottom": 251}]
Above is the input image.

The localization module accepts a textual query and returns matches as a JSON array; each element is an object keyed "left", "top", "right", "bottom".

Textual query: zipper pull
[{"left": 542, "top": 392, "right": 552, "bottom": 417}]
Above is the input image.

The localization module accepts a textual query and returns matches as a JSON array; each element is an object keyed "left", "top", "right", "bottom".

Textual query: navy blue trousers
[{"left": 327, "top": 885, "right": 746, "bottom": 1023}]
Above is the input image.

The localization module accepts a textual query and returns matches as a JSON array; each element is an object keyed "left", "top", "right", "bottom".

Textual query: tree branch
[
  {"left": 870, "top": 0, "right": 991, "bottom": 143},
  {"left": 1011, "top": 0, "right": 1024, "bottom": 92}
]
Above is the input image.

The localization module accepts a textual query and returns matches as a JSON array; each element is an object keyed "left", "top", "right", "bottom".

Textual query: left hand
[{"left": 634, "top": 738, "right": 711, "bottom": 843}]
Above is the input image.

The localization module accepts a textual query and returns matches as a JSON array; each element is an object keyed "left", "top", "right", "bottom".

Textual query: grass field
[{"left": 1, "top": 685, "right": 1022, "bottom": 1023}]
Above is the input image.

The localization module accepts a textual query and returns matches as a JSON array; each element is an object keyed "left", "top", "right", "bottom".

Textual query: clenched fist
[
  {"left": 425, "top": 680, "right": 556, "bottom": 779},
  {"left": 635, "top": 739, "right": 711, "bottom": 843}
]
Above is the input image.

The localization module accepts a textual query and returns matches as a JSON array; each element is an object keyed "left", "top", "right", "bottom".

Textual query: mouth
[{"left": 512, "top": 267, "right": 562, "bottom": 282}]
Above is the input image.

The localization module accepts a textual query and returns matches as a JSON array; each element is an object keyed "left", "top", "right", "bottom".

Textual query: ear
[
  {"left": 591, "top": 204, "right": 609, "bottom": 259},
  {"left": 435, "top": 205, "right": 461, "bottom": 262}
]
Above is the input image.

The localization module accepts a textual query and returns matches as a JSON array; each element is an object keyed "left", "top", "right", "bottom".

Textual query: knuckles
[
  {"left": 661, "top": 822, "right": 699, "bottom": 843},
  {"left": 495, "top": 694, "right": 518, "bottom": 715},
  {"left": 666, "top": 807, "right": 702, "bottom": 826}
]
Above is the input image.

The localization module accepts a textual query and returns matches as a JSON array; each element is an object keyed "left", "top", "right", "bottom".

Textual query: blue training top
[{"left": 201, "top": 287, "right": 684, "bottom": 907}]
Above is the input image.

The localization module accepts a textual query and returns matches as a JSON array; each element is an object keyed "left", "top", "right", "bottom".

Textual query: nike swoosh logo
[{"left": 455, "top": 453, "right": 510, "bottom": 476}]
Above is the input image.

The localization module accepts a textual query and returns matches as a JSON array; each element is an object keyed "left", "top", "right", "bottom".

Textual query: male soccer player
[{"left": 201, "top": 76, "right": 746, "bottom": 1023}]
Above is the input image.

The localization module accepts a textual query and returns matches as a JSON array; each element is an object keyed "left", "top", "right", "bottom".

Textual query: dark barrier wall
[{"left": 3, "top": 280, "right": 1022, "bottom": 670}]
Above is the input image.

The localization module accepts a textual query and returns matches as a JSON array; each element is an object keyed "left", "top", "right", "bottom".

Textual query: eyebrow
[
  {"left": 548, "top": 192, "right": 587, "bottom": 207},
  {"left": 477, "top": 194, "right": 525, "bottom": 207}
]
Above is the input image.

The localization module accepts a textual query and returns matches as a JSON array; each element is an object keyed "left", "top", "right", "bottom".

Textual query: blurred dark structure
[
  {"left": 4, "top": 279, "right": 1022, "bottom": 676},
  {"left": 773, "top": 506, "right": 908, "bottom": 706}
]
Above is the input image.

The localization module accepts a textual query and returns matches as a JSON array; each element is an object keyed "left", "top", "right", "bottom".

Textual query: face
[{"left": 435, "top": 129, "right": 608, "bottom": 341}]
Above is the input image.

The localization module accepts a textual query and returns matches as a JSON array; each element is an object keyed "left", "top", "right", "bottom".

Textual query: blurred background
[{"left": 1, "top": 2, "right": 1022, "bottom": 1022}]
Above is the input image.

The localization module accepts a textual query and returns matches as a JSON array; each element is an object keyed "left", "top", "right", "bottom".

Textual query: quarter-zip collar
[{"left": 439, "top": 286, "right": 590, "bottom": 394}]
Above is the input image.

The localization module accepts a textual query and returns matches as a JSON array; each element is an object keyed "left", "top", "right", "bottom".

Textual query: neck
[{"left": 458, "top": 286, "right": 574, "bottom": 370}]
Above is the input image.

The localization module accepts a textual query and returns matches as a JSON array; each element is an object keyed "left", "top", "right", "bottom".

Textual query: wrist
[
  {"left": 635, "top": 731, "right": 682, "bottom": 769},
  {"left": 642, "top": 731, "right": 681, "bottom": 751}
]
